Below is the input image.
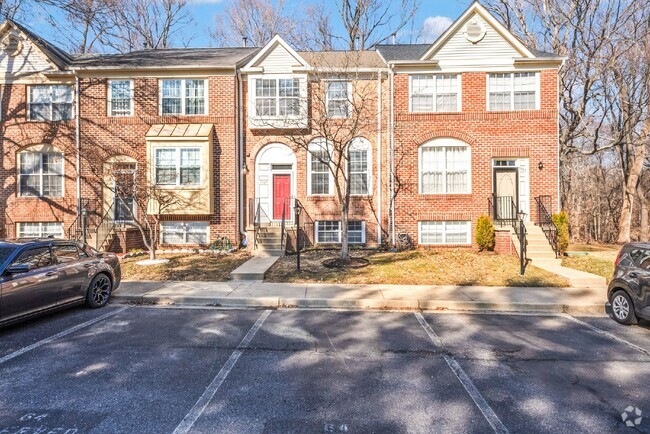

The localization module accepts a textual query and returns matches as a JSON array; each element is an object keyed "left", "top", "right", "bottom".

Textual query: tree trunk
[
  {"left": 340, "top": 208, "right": 349, "bottom": 260},
  {"left": 640, "top": 188, "right": 649, "bottom": 241},
  {"left": 617, "top": 145, "right": 646, "bottom": 244}
]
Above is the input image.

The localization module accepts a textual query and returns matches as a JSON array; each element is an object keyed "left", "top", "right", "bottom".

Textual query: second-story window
[
  {"left": 410, "top": 75, "right": 459, "bottom": 112},
  {"left": 488, "top": 72, "right": 538, "bottom": 111},
  {"left": 160, "top": 79, "right": 206, "bottom": 116},
  {"left": 29, "top": 85, "right": 73, "bottom": 121},
  {"left": 154, "top": 148, "right": 201, "bottom": 186},
  {"left": 108, "top": 80, "right": 133, "bottom": 116},
  {"left": 254, "top": 78, "right": 300, "bottom": 117},
  {"left": 326, "top": 81, "right": 351, "bottom": 118},
  {"left": 18, "top": 152, "right": 64, "bottom": 197}
]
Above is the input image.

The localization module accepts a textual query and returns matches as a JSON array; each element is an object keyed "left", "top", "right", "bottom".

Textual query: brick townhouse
[{"left": 0, "top": 2, "right": 563, "bottom": 255}]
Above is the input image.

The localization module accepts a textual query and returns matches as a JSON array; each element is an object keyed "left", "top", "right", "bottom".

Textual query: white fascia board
[{"left": 240, "top": 34, "right": 311, "bottom": 72}]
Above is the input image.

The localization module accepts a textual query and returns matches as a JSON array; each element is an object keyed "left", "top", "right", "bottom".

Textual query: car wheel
[
  {"left": 611, "top": 290, "right": 637, "bottom": 325},
  {"left": 86, "top": 273, "right": 112, "bottom": 309}
]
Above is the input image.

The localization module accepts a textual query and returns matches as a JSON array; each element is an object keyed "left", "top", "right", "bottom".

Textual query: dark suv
[
  {"left": 0, "top": 238, "right": 121, "bottom": 327},
  {"left": 606, "top": 243, "right": 650, "bottom": 325}
]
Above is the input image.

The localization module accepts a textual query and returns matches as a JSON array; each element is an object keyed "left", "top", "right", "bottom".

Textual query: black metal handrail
[
  {"left": 250, "top": 198, "right": 270, "bottom": 250},
  {"left": 488, "top": 193, "right": 518, "bottom": 227},
  {"left": 95, "top": 202, "right": 117, "bottom": 251},
  {"left": 535, "top": 195, "right": 559, "bottom": 258}
]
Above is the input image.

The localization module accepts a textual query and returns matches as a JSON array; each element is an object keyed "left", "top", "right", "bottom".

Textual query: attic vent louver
[
  {"left": 465, "top": 20, "right": 486, "bottom": 44},
  {"left": 1, "top": 34, "right": 23, "bottom": 56}
]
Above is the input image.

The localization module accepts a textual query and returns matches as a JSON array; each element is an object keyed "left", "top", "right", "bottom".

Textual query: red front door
[{"left": 273, "top": 174, "right": 291, "bottom": 220}]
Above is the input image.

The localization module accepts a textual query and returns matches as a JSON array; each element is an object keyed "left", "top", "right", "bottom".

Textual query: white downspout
[
  {"left": 237, "top": 70, "right": 246, "bottom": 237},
  {"left": 389, "top": 65, "right": 396, "bottom": 246},
  {"left": 75, "top": 74, "right": 81, "bottom": 218},
  {"left": 376, "top": 71, "right": 382, "bottom": 245}
]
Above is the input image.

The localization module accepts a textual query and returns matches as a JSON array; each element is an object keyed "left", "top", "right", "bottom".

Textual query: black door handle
[{"left": 45, "top": 271, "right": 57, "bottom": 277}]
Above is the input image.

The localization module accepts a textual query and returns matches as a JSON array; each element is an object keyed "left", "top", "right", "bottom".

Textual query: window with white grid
[
  {"left": 154, "top": 148, "right": 201, "bottom": 186},
  {"left": 419, "top": 142, "right": 470, "bottom": 194},
  {"left": 488, "top": 72, "right": 538, "bottom": 111},
  {"left": 419, "top": 221, "right": 470, "bottom": 245},
  {"left": 308, "top": 140, "right": 331, "bottom": 195},
  {"left": 160, "top": 79, "right": 206, "bottom": 115},
  {"left": 410, "top": 75, "right": 459, "bottom": 112},
  {"left": 18, "top": 152, "right": 64, "bottom": 197},
  {"left": 255, "top": 78, "right": 301, "bottom": 117},
  {"left": 326, "top": 81, "right": 351, "bottom": 118},
  {"left": 315, "top": 221, "right": 366, "bottom": 244},
  {"left": 108, "top": 80, "right": 133, "bottom": 116},
  {"left": 28, "top": 85, "right": 73, "bottom": 121},
  {"left": 161, "top": 221, "right": 209, "bottom": 245},
  {"left": 349, "top": 137, "right": 371, "bottom": 195},
  {"left": 17, "top": 222, "right": 63, "bottom": 238}
]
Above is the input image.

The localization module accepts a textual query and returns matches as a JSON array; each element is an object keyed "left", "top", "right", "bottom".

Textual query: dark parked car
[
  {"left": 606, "top": 243, "right": 650, "bottom": 325},
  {"left": 0, "top": 238, "right": 121, "bottom": 327}
]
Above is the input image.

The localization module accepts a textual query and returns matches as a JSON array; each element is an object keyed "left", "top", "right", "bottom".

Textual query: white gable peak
[{"left": 242, "top": 35, "right": 310, "bottom": 73}]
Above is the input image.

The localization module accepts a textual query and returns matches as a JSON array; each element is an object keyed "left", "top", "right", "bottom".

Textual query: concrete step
[
  {"left": 230, "top": 255, "right": 281, "bottom": 280},
  {"left": 253, "top": 247, "right": 284, "bottom": 256}
]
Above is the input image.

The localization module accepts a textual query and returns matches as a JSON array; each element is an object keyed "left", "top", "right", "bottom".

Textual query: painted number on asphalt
[{"left": 324, "top": 423, "right": 349, "bottom": 432}]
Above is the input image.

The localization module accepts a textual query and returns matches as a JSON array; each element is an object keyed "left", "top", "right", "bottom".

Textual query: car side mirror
[{"left": 6, "top": 264, "right": 30, "bottom": 274}]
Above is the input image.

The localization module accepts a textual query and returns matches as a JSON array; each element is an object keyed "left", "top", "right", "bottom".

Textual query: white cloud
[{"left": 421, "top": 16, "right": 453, "bottom": 43}]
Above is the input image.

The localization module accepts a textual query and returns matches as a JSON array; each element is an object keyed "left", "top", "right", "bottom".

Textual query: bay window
[
  {"left": 488, "top": 72, "right": 538, "bottom": 111},
  {"left": 154, "top": 148, "right": 201, "bottom": 186},
  {"left": 254, "top": 77, "right": 300, "bottom": 117},
  {"left": 160, "top": 79, "right": 206, "bottom": 115},
  {"left": 419, "top": 140, "right": 470, "bottom": 194},
  {"left": 28, "top": 85, "right": 73, "bottom": 121}
]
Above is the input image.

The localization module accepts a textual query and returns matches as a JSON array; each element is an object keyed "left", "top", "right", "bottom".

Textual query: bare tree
[
  {"left": 102, "top": 0, "right": 193, "bottom": 52},
  {"left": 0, "top": 0, "right": 23, "bottom": 21}
]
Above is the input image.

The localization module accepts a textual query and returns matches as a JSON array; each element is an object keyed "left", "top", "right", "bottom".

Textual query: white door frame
[{"left": 255, "top": 143, "right": 296, "bottom": 223}]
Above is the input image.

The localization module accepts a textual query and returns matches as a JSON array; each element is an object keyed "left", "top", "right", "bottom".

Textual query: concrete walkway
[
  {"left": 229, "top": 255, "right": 281, "bottom": 280},
  {"left": 113, "top": 280, "right": 607, "bottom": 314},
  {"left": 531, "top": 258, "right": 607, "bottom": 287}
]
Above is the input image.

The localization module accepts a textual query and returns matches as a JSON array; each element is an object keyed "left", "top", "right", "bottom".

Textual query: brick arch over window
[{"left": 412, "top": 130, "right": 478, "bottom": 147}]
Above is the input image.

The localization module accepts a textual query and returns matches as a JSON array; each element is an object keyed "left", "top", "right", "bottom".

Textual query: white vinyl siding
[
  {"left": 17, "top": 222, "right": 64, "bottom": 238},
  {"left": 419, "top": 144, "right": 470, "bottom": 194},
  {"left": 154, "top": 148, "right": 201, "bottom": 186},
  {"left": 410, "top": 75, "right": 460, "bottom": 112},
  {"left": 488, "top": 72, "right": 538, "bottom": 111},
  {"left": 160, "top": 79, "right": 206, "bottom": 115},
  {"left": 419, "top": 221, "right": 471, "bottom": 245},
  {"left": 28, "top": 85, "right": 74, "bottom": 121},
  {"left": 108, "top": 80, "right": 133, "bottom": 116},
  {"left": 315, "top": 221, "right": 366, "bottom": 244},
  {"left": 326, "top": 81, "right": 351, "bottom": 118},
  {"left": 18, "top": 152, "right": 64, "bottom": 197},
  {"left": 161, "top": 221, "right": 209, "bottom": 245},
  {"left": 254, "top": 78, "right": 300, "bottom": 117}
]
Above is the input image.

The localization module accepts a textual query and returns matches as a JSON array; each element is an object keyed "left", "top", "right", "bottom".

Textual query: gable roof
[
  {"left": 298, "top": 50, "right": 385, "bottom": 69},
  {"left": 374, "top": 44, "right": 430, "bottom": 63},
  {"left": 241, "top": 35, "right": 310, "bottom": 71},
  {"left": 71, "top": 47, "right": 259, "bottom": 70},
  {"left": 2, "top": 20, "right": 73, "bottom": 69}
]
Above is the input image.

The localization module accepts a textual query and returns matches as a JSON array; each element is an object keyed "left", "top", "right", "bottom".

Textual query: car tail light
[{"left": 615, "top": 249, "right": 623, "bottom": 266}]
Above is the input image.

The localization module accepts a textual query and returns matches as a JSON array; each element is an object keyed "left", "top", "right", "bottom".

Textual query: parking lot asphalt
[{"left": 0, "top": 305, "right": 648, "bottom": 434}]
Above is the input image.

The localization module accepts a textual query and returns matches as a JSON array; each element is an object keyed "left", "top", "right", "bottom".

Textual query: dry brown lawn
[
  {"left": 121, "top": 251, "right": 251, "bottom": 281},
  {"left": 265, "top": 249, "right": 570, "bottom": 287},
  {"left": 562, "top": 244, "right": 619, "bottom": 281}
]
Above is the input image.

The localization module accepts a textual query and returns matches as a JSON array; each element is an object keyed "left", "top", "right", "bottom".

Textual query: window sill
[
  {"left": 409, "top": 110, "right": 461, "bottom": 114},
  {"left": 418, "top": 193, "right": 472, "bottom": 198},
  {"left": 16, "top": 196, "right": 64, "bottom": 200}
]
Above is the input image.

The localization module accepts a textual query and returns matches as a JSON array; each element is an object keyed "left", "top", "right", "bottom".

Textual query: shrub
[
  {"left": 476, "top": 215, "right": 495, "bottom": 252},
  {"left": 552, "top": 212, "right": 569, "bottom": 255}
]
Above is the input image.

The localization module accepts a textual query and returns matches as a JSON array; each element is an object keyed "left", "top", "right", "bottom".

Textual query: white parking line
[
  {"left": 562, "top": 314, "right": 650, "bottom": 358},
  {"left": 172, "top": 309, "right": 272, "bottom": 434},
  {"left": 0, "top": 307, "right": 128, "bottom": 365},
  {"left": 415, "top": 312, "right": 509, "bottom": 434}
]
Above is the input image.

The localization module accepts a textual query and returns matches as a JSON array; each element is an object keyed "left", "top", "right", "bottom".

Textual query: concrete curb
[{"left": 111, "top": 293, "right": 605, "bottom": 314}]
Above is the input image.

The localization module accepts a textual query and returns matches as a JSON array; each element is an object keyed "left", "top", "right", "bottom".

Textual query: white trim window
[
  {"left": 349, "top": 137, "right": 371, "bottom": 195},
  {"left": 28, "top": 85, "right": 74, "bottom": 121},
  {"left": 160, "top": 79, "right": 206, "bottom": 115},
  {"left": 18, "top": 152, "right": 64, "bottom": 197},
  {"left": 419, "top": 141, "right": 470, "bottom": 194},
  {"left": 410, "top": 75, "right": 460, "bottom": 112},
  {"left": 154, "top": 147, "right": 201, "bottom": 186},
  {"left": 254, "top": 77, "right": 300, "bottom": 117},
  {"left": 108, "top": 80, "right": 133, "bottom": 116},
  {"left": 326, "top": 81, "right": 351, "bottom": 118},
  {"left": 419, "top": 221, "right": 471, "bottom": 245},
  {"left": 308, "top": 139, "right": 332, "bottom": 196},
  {"left": 315, "top": 220, "right": 366, "bottom": 244},
  {"left": 17, "top": 222, "right": 63, "bottom": 238},
  {"left": 488, "top": 72, "right": 538, "bottom": 111},
  {"left": 161, "top": 221, "right": 209, "bottom": 245}
]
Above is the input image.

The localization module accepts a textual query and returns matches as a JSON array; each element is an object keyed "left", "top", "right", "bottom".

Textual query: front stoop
[{"left": 229, "top": 255, "right": 281, "bottom": 281}]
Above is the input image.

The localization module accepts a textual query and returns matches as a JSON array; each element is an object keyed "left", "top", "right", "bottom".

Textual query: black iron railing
[
  {"left": 488, "top": 193, "right": 518, "bottom": 227},
  {"left": 535, "top": 195, "right": 559, "bottom": 258}
]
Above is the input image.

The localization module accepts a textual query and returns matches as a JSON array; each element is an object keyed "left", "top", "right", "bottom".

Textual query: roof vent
[
  {"left": 1, "top": 34, "right": 23, "bottom": 56},
  {"left": 465, "top": 19, "right": 486, "bottom": 44}
]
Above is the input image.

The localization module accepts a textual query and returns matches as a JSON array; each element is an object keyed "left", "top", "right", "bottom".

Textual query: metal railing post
[
  {"left": 520, "top": 219, "right": 526, "bottom": 275},
  {"left": 81, "top": 209, "right": 87, "bottom": 244}
]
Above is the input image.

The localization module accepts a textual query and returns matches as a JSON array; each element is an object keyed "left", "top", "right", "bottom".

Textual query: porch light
[
  {"left": 538, "top": 161, "right": 544, "bottom": 170},
  {"left": 517, "top": 211, "right": 527, "bottom": 222},
  {"left": 242, "top": 162, "right": 249, "bottom": 174}
]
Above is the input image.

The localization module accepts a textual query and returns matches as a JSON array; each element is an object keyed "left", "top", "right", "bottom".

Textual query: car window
[
  {"left": 52, "top": 244, "right": 81, "bottom": 264},
  {"left": 639, "top": 250, "right": 650, "bottom": 270},
  {"left": 12, "top": 247, "right": 55, "bottom": 271}
]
